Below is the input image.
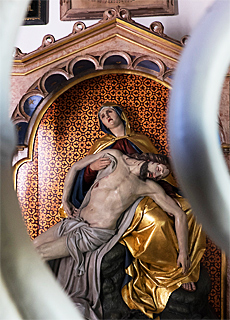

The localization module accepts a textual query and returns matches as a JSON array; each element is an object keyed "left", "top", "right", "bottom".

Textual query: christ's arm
[
  {"left": 143, "top": 180, "right": 190, "bottom": 274},
  {"left": 62, "top": 152, "right": 106, "bottom": 216},
  {"left": 62, "top": 150, "right": 119, "bottom": 216}
]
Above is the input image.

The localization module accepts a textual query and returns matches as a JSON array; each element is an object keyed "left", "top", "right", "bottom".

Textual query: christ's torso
[{"left": 80, "top": 154, "right": 142, "bottom": 229}]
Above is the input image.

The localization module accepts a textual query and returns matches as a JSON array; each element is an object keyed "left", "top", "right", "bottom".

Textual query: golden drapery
[{"left": 120, "top": 196, "right": 206, "bottom": 318}]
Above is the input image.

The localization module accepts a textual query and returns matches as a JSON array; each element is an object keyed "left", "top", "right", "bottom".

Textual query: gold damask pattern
[{"left": 16, "top": 73, "right": 221, "bottom": 317}]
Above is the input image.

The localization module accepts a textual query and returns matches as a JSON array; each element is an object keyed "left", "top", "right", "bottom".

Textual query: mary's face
[{"left": 99, "top": 107, "right": 123, "bottom": 129}]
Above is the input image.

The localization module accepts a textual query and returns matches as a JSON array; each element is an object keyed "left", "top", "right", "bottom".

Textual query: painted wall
[{"left": 15, "top": 0, "right": 215, "bottom": 54}]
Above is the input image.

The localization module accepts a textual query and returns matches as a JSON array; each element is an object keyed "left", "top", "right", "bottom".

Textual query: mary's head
[{"left": 98, "top": 102, "right": 128, "bottom": 136}]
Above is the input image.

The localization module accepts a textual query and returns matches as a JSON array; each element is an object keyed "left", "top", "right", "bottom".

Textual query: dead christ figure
[{"left": 34, "top": 149, "right": 204, "bottom": 319}]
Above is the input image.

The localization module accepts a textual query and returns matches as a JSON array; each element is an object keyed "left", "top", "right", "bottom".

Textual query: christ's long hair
[
  {"left": 128, "top": 153, "right": 178, "bottom": 197},
  {"left": 129, "top": 153, "right": 171, "bottom": 180}
]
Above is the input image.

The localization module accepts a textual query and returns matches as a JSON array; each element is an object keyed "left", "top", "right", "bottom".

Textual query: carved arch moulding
[
  {"left": 12, "top": 50, "right": 172, "bottom": 122},
  {"left": 11, "top": 7, "right": 185, "bottom": 100}
]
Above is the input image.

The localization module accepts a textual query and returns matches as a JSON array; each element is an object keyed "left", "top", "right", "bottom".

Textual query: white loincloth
[{"left": 56, "top": 153, "right": 142, "bottom": 319}]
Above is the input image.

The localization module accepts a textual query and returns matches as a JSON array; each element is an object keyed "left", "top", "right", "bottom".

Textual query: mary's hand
[
  {"left": 89, "top": 157, "right": 111, "bottom": 171},
  {"left": 177, "top": 252, "right": 191, "bottom": 274}
]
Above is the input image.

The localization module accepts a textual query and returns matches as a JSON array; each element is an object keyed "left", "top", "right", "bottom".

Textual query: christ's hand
[
  {"left": 63, "top": 200, "right": 76, "bottom": 217},
  {"left": 177, "top": 252, "right": 191, "bottom": 274}
]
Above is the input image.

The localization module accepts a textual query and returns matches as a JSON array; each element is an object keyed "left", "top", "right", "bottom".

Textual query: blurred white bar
[
  {"left": 0, "top": 1, "right": 82, "bottom": 319},
  {"left": 169, "top": 0, "right": 230, "bottom": 254}
]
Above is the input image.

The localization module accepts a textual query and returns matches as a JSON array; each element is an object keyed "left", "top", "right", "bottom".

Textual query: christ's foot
[{"left": 182, "top": 282, "right": 196, "bottom": 292}]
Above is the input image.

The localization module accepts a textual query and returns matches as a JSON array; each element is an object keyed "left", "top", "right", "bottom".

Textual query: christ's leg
[
  {"left": 182, "top": 282, "right": 196, "bottom": 292},
  {"left": 35, "top": 236, "right": 69, "bottom": 261},
  {"left": 33, "top": 221, "right": 62, "bottom": 248}
]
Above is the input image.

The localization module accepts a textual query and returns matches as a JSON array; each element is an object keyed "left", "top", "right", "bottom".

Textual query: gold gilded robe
[{"left": 120, "top": 196, "right": 206, "bottom": 317}]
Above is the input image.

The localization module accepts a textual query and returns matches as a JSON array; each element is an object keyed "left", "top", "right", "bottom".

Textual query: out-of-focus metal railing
[
  {"left": 0, "top": 1, "right": 82, "bottom": 319},
  {"left": 169, "top": 0, "right": 230, "bottom": 255}
]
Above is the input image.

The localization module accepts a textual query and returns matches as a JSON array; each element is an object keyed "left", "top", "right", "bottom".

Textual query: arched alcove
[{"left": 16, "top": 72, "right": 170, "bottom": 237}]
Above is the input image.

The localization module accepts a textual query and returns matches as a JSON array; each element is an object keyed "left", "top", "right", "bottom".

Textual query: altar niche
[{"left": 15, "top": 73, "right": 222, "bottom": 319}]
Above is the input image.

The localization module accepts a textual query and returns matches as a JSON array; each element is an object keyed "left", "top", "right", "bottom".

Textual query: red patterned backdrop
[{"left": 16, "top": 73, "right": 222, "bottom": 318}]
